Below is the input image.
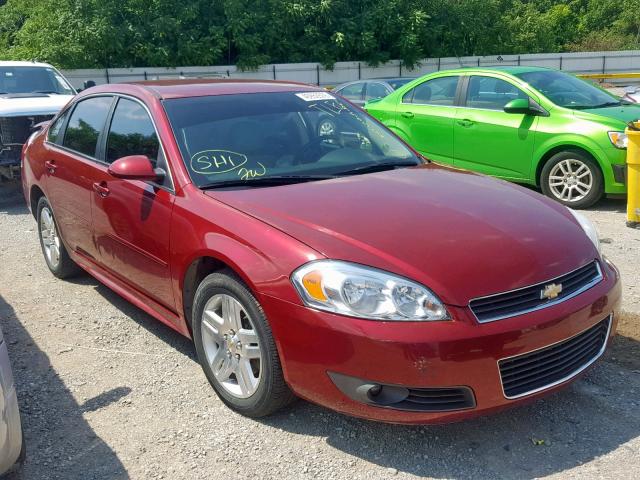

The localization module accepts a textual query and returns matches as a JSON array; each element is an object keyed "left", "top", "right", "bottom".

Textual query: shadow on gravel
[
  {"left": 0, "top": 181, "right": 27, "bottom": 216},
  {"left": 65, "top": 275, "right": 196, "bottom": 361},
  {"left": 590, "top": 198, "right": 626, "bottom": 213},
  {"left": 0, "top": 294, "right": 129, "bottom": 479},
  {"left": 262, "top": 334, "right": 640, "bottom": 479}
]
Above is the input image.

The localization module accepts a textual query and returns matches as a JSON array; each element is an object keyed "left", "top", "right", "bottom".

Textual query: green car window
[
  {"left": 403, "top": 76, "right": 459, "bottom": 106},
  {"left": 515, "top": 70, "right": 618, "bottom": 109},
  {"left": 466, "top": 76, "right": 528, "bottom": 110}
]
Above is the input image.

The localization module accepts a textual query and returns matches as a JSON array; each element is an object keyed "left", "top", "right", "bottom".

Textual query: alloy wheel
[
  {"left": 40, "top": 207, "right": 61, "bottom": 269},
  {"left": 201, "top": 294, "right": 262, "bottom": 399},
  {"left": 548, "top": 159, "right": 593, "bottom": 203},
  {"left": 318, "top": 119, "right": 336, "bottom": 137}
]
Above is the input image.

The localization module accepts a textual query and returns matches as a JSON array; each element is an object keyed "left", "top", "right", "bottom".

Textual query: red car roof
[{"left": 88, "top": 79, "right": 325, "bottom": 100}]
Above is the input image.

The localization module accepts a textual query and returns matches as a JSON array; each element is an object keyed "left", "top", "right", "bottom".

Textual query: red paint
[
  {"left": 21, "top": 80, "right": 621, "bottom": 423},
  {"left": 108, "top": 155, "right": 159, "bottom": 181}
]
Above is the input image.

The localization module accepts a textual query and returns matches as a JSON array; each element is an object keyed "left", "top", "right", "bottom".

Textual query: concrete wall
[{"left": 61, "top": 50, "right": 640, "bottom": 89}]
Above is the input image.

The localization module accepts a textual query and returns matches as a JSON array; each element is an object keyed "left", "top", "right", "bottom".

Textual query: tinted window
[
  {"left": 106, "top": 98, "right": 160, "bottom": 165},
  {"left": 516, "top": 70, "right": 618, "bottom": 109},
  {"left": 403, "top": 76, "right": 459, "bottom": 105},
  {"left": 63, "top": 97, "right": 113, "bottom": 157},
  {"left": 163, "top": 92, "right": 418, "bottom": 188},
  {"left": 466, "top": 76, "right": 528, "bottom": 110},
  {"left": 337, "top": 83, "right": 364, "bottom": 101},
  {"left": 47, "top": 110, "right": 69, "bottom": 145},
  {"left": 365, "top": 82, "right": 389, "bottom": 101}
]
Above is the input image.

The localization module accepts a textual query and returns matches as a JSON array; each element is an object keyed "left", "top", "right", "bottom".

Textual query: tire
[
  {"left": 540, "top": 151, "right": 603, "bottom": 209},
  {"left": 36, "top": 197, "right": 81, "bottom": 279},
  {"left": 192, "top": 270, "right": 295, "bottom": 417}
]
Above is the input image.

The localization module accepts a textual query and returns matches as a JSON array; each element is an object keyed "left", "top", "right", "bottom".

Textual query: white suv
[{"left": 0, "top": 61, "right": 76, "bottom": 179}]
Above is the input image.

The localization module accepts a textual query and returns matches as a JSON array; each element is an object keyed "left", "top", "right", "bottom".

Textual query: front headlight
[
  {"left": 291, "top": 260, "right": 449, "bottom": 321},
  {"left": 568, "top": 208, "right": 600, "bottom": 254},
  {"left": 608, "top": 131, "right": 628, "bottom": 149}
]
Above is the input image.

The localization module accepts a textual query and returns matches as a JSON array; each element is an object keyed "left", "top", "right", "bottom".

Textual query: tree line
[{"left": 0, "top": 0, "right": 638, "bottom": 70}]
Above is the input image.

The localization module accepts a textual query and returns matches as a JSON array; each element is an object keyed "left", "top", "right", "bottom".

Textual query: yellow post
[{"left": 627, "top": 121, "right": 640, "bottom": 228}]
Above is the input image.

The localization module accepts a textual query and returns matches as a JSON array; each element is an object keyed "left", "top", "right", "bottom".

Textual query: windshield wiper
[
  {"left": 568, "top": 101, "right": 622, "bottom": 110},
  {"left": 33, "top": 90, "right": 60, "bottom": 94},
  {"left": 199, "top": 174, "right": 336, "bottom": 189},
  {"left": 336, "top": 160, "right": 421, "bottom": 176}
]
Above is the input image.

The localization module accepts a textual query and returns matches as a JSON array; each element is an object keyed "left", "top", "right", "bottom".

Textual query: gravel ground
[{"left": 0, "top": 182, "right": 639, "bottom": 480}]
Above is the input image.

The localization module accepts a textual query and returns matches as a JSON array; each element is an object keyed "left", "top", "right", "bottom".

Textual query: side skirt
[{"left": 72, "top": 250, "right": 191, "bottom": 339}]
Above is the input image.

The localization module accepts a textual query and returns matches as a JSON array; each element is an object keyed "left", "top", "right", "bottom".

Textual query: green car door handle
[
  {"left": 457, "top": 119, "right": 475, "bottom": 127},
  {"left": 401, "top": 112, "right": 415, "bottom": 119}
]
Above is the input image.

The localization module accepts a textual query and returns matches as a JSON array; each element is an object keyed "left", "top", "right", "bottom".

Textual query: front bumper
[{"left": 261, "top": 258, "right": 621, "bottom": 424}]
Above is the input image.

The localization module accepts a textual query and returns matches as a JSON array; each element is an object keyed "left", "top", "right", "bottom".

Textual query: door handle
[
  {"left": 44, "top": 160, "right": 57, "bottom": 173},
  {"left": 457, "top": 119, "right": 475, "bottom": 127},
  {"left": 92, "top": 181, "right": 110, "bottom": 198},
  {"left": 401, "top": 111, "right": 415, "bottom": 119}
]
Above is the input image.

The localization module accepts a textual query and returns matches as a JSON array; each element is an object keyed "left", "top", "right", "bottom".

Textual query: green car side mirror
[{"left": 504, "top": 98, "right": 549, "bottom": 116}]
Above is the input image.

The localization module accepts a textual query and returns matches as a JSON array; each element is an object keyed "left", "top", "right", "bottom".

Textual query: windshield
[
  {"left": 163, "top": 91, "right": 419, "bottom": 188},
  {"left": 515, "top": 70, "right": 619, "bottom": 109},
  {"left": 0, "top": 66, "right": 74, "bottom": 95}
]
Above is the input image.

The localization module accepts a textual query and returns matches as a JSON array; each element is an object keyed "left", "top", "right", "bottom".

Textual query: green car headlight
[{"left": 608, "top": 131, "right": 628, "bottom": 149}]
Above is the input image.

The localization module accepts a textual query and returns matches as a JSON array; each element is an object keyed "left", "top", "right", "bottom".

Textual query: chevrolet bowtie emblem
[{"left": 541, "top": 283, "right": 563, "bottom": 300}]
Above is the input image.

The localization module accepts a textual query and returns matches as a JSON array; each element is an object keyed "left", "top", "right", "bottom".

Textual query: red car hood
[{"left": 206, "top": 164, "right": 597, "bottom": 306}]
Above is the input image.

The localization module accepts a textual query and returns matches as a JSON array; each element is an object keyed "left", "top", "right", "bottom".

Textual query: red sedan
[{"left": 21, "top": 80, "right": 620, "bottom": 423}]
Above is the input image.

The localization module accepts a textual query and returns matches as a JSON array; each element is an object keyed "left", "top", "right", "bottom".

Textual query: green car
[{"left": 365, "top": 66, "right": 640, "bottom": 208}]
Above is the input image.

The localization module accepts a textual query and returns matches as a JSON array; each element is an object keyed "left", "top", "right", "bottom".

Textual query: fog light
[{"left": 367, "top": 384, "right": 382, "bottom": 399}]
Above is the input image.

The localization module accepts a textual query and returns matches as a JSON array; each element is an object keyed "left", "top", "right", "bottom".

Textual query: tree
[{"left": 0, "top": 0, "right": 638, "bottom": 70}]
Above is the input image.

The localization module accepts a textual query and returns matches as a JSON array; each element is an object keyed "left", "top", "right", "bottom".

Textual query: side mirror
[
  {"left": 108, "top": 155, "right": 163, "bottom": 182},
  {"left": 504, "top": 98, "right": 548, "bottom": 116},
  {"left": 83, "top": 80, "right": 96, "bottom": 90}
]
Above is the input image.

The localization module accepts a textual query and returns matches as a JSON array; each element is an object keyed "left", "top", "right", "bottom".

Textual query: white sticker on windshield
[{"left": 295, "top": 91, "right": 335, "bottom": 102}]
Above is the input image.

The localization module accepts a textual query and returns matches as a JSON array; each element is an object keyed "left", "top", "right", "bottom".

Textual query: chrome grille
[
  {"left": 469, "top": 261, "right": 602, "bottom": 323},
  {"left": 498, "top": 316, "right": 611, "bottom": 399}
]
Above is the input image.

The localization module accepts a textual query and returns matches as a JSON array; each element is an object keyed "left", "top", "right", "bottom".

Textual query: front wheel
[
  {"left": 192, "top": 271, "right": 295, "bottom": 417},
  {"left": 540, "top": 151, "right": 603, "bottom": 209}
]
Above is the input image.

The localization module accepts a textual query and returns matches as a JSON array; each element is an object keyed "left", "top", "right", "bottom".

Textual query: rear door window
[
  {"left": 63, "top": 96, "right": 113, "bottom": 157},
  {"left": 47, "top": 110, "right": 70, "bottom": 145},
  {"left": 402, "top": 76, "right": 459, "bottom": 106}
]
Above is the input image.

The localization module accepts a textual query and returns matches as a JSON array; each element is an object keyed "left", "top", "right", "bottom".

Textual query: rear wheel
[
  {"left": 36, "top": 197, "right": 80, "bottom": 278},
  {"left": 540, "top": 151, "right": 603, "bottom": 209},
  {"left": 192, "top": 271, "right": 295, "bottom": 417}
]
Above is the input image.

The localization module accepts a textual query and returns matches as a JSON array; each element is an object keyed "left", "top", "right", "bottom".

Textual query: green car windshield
[
  {"left": 516, "top": 70, "right": 620, "bottom": 110},
  {"left": 163, "top": 91, "right": 419, "bottom": 188}
]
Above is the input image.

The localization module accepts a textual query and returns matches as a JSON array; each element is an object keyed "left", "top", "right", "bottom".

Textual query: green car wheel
[{"left": 540, "top": 151, "right": 603, "bottom": 209}]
